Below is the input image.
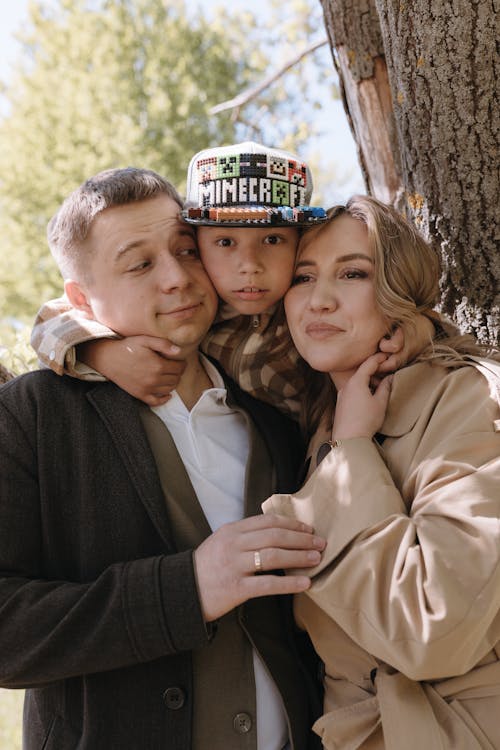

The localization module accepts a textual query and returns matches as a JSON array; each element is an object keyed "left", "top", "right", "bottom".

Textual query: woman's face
[{"left": 284, "top": 213, "right": 389, "bottom": 389}]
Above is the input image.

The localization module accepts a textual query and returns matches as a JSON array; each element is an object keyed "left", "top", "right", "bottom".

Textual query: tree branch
[{"left": 209, "top": 38, "right": 328, "bottom": 115}]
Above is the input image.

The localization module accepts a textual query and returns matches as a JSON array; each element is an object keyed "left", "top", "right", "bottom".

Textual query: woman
[{"left": 263, "top": 195, "right": 500, "bottom": 749}]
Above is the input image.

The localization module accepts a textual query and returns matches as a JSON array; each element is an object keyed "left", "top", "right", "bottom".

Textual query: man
[{"left": 0, "top": 167, "right": 323, "bottom": 750}]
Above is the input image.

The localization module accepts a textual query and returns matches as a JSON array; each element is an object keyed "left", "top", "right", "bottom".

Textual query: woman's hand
[{"left": 332, "top": 353, "right": 392, "bottom": 441}]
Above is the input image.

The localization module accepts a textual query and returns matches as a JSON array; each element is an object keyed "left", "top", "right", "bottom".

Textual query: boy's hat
[{"left": 183, "top": 141, "right": 327, "bottom": 227}]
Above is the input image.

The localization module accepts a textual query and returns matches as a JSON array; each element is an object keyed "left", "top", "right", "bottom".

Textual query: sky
[{"left": 0, "top": 0, "right": 364, "bottom": 202}]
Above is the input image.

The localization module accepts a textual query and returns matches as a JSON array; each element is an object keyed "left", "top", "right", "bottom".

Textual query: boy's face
[
  {"left": 66, "top": 195, "right": 218, "bottom": 357},
  {"left": 197, "top": 226, "right": 299, "bottom": 315}
]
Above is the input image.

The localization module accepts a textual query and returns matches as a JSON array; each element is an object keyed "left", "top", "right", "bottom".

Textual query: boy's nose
[{"left": 238, "top": 247, "right": 263, "bottom": 273}]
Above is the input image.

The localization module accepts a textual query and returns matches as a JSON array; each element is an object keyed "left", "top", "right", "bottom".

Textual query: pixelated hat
[{"left": 183, "top": 141, "right": 327, "bottom": 227}]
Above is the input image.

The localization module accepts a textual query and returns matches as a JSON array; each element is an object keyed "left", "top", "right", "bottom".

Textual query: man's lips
[{"left": 160, "top": 302, "right": 202, "bottom": 319}]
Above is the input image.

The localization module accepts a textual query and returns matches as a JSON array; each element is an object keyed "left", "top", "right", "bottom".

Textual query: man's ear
[{"left": 64, "top": 279, "right": 94, "bottom": 319}]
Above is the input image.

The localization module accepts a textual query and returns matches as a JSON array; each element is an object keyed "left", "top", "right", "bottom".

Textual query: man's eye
[
  {"left": 129, "top": 260, "right": 151, "bottom": 272},
  {"left": 178, "top": 247, "right": 199, "bottom": 258}
]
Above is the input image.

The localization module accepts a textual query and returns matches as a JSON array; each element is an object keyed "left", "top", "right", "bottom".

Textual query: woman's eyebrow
[
  {"left": 295, "top": 252, "right": 373, "bottom": 268},
  {"left": 336, "top": 253, "right": 374, "bottom": 263}
]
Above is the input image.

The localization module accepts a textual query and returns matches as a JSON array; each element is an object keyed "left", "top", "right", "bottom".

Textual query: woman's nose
[{"left": 308, "top": 280, "right": 337, "bottom": 311}]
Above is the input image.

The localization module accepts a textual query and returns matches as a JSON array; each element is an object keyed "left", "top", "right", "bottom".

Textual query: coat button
[
  {"left": 163, "top": 687, "right": 185, "bottom": 710},
  {"left": 233, "top": 712, "right": 252, "bottom": 734}
]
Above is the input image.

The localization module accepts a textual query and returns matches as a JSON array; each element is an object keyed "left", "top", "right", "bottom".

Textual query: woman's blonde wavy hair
[{"left": 295, "top": 194, "right": 498, "bottom": 437}]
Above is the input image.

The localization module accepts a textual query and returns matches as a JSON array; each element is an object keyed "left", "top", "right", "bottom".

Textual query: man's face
[
  {"left": 197, "top": 226, "right": 298, "bottom": 314},
  {"left": 68, "top": 195, "right": 218, "bottom": 356}
]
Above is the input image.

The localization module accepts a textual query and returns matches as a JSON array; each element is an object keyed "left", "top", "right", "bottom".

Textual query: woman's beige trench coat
[{"left": 263, "top": 357, "right": 500, "bottom": 750}]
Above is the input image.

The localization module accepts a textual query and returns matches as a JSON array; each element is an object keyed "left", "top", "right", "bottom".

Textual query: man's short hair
[{"left": 48, "top": 167, "right": 183, "bottom": 281}]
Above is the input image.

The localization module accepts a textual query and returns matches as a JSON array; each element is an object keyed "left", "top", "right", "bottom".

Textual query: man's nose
[{"left": 158, "top": 254, "right": 191, "bottom": 292}]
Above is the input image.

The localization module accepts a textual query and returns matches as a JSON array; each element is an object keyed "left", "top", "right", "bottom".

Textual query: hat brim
[{"left": 182, "top": 207, "right": 327, "bottom": 228}]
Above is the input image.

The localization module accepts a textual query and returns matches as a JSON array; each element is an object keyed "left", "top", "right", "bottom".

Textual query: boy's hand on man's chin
[
  {"left": 77, "top": 336, "right": 186, "bottom": 406},
  {"left": 375, "top": 315, "right": 435, "bottom": 375}
]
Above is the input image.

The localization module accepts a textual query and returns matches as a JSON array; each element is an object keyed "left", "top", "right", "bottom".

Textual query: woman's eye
[
  {"left": 290, "top": 273, "right": 312, "bottom": 285},
  {"left": 341, "top": 268, "right": 368, "bottom": 280}
]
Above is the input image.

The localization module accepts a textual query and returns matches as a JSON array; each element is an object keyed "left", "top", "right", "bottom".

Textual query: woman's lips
[{"left": 305, "top": 321, "right": 344, "bottom": 339}]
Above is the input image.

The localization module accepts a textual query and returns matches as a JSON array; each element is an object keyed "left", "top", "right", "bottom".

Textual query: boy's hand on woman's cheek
[
  {"left": 77, "top": 336, "right": 186, "bottom": 406},
  {"left": 376, "top": 315, "right": 435, "bottom": 375}
]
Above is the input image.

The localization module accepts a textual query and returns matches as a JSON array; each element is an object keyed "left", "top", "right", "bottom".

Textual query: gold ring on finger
[{"left": 254, "top": 550, "right": 263, "bottom": 573}]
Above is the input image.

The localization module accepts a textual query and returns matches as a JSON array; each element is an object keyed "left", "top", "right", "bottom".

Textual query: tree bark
[
  {"left": 320, "top": 0, "right": 499, "bottom": 343},
  {"left": 320, "top": 0, "right": 403, "bottom": 205}
]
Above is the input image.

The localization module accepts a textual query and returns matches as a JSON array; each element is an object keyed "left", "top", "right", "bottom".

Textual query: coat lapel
[
  {"left": 138, "top": 405, "right": 212, "bottom": 550},
  {"left": 86, "top": 383, "right": 175, "bottom": 549}
]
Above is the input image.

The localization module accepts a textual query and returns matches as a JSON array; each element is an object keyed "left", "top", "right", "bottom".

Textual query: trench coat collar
[
  {"left": 379, "top": 361, "right": 445, "bottom": 438},
  {"left": 380, "top": 356, "right": 500, "bottom": 438}
]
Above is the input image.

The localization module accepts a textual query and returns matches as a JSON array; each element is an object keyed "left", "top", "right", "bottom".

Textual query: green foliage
[
  {"left": 0, "top": 318, "right": 37, "bottom": 376},
  {"left": 223, "top": 0, "right": 338, "bottom": 151}
]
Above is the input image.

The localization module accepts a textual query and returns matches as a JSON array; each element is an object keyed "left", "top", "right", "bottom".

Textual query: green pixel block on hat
[{"left": 183, "top": 141, "right": 327, "bottom": 227}]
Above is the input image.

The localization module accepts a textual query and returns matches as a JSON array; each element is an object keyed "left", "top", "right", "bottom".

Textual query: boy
[{"left": 31, "top": 142, "right": 405, "bottom": 418}]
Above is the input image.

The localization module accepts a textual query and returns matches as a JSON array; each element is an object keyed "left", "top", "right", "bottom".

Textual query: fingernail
[
  {"left": 313, "top": 536, "right": 326, "bottom": 549},
  {"left": 307, "top": 550, "right": 321, "bottom": 562},
  {"left": 170, "top": 345, "right": 181, "bottom": 354}
]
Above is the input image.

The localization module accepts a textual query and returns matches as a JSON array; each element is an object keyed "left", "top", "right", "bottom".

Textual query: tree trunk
[{"left": 320, "top": 0, "right": 499, "bottom": 344}]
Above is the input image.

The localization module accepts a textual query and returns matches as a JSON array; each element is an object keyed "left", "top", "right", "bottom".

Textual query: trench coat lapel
[{"left": 86, "top": 383, "right": 175, "bottom": 548}]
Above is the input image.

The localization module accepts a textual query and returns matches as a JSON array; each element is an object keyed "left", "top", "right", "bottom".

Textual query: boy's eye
[
  {"left": 264, "top": 234, "right": 281, "bottom": 245},
  {"left": 215, "top": 237, "right": 234, "bottom": 248}
]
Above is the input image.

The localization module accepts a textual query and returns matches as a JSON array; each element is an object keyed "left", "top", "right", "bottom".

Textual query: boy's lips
[{"left": 233, "top": 287, "right": 268, "bottom": 300}]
